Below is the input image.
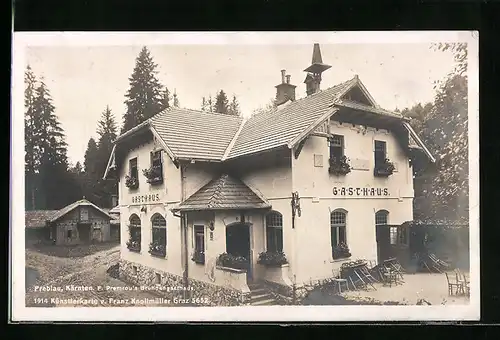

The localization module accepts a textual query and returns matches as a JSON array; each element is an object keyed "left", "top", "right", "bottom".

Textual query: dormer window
[
  {"left": 125, "top": 158, "right": 139, "bottom": 189},
  {"left": 143, "top": 150, "right": 163, "bottom": 185}
]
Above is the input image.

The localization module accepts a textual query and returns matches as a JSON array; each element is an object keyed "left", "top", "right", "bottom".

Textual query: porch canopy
[{"left": 172, "top": 174, "right": 271, "bottom": 212}]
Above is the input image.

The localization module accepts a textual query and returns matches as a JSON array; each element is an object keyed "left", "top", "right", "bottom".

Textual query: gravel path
[{"left": 25, "top": 246, "right": 175, "bottom": 307}]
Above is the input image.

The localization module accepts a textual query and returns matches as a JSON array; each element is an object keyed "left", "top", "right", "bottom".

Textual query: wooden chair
[
  {"left": 445, "top": 272, "right": 463, "bottom": 296},
  {"left": 455, "top": 269, "right": 470, "bottom": 296}
]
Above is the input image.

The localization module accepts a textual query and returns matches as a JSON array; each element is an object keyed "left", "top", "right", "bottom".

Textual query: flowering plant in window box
[
  {"left": 332, "top": 243, "right": 352, "bottom": 260},
  {"left": 148, "top": 241, "right": 166, "bottom": 257},
  {"left": 142, "top": 165, "right": 163, "bottom": 185},
  {"left": 191, "top": 251, "right": 205, "bottom": 265},
  {"left": 126, "top": 239, "right": 141, "bottom": 252},
  {"left": 374, "top": 158, "right": 395, "bottom": 177},
  {"left": 328, "top": 156, "right": 351, "bottom": 175},
  {"left": 216, "top": 252, "right": 248, "bottom": 271},
  {"left": 257, "top": 251, "right": 288, "bottom": 267},
  {"left": 125, "top": 175, "right": 139, "bottom": 189}
]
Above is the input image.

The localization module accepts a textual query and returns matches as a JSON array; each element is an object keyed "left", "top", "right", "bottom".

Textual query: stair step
[
  {"left": 250, "top": 288, "right": 267, "bottom": 295},
  {"left": 250, "top": 293, "right": 273, "bottom": 302},
  {"left": 251, "top": 298, "right": 276, "bottom": 306}
]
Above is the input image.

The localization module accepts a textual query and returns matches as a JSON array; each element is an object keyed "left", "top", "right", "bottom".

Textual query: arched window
[
  {"left": 127, "top": 214, "right": 141, "bottom": 252},
  {"left": 330, "top": 210, "right": 347, "bottom": 249},
  {"left": 150, "top": 213, "right": 167, "bottom": 257},
  {"left": 266, "top": 211, "right": 283, "bottom": 253}
]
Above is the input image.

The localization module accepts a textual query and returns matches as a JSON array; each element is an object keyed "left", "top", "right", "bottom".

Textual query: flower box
[
  {"left": 374, "top": 158, "right": 395, "bottom": 177},
  {"left": 332, "top": 243, "right": 352, "bottom": 260},
  {"left": 328, "top": 156, "right": 351, "bottom": 176},
  {"left": 257, "top": 251, "right": 289, "bottom": 267},
  {"left": 143, "top": 165, "right": 163, "bottom": 185},
  {"left": 191, "top": 251, "right": 205, "bottom": 265},
  {"left": 126, "top": 239, "right": 141, "bottom": 252},
  {"left": 216, "top": 252, "right": 248, "bottom": 271},
  {"left": 148, "top": 241, "right": 166, "bottom": 257},
  {"left": 125, "top": 175, "right": 139, "bottom": 189}
]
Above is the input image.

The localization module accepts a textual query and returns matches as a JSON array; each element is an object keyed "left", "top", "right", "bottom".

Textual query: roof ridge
[
  {"left": 178, "top": 107, "right": 244, "bottom": 120},
  {"left": 208, "top": 174, "right": 228, "bottom": 208},
  {"left": 221, "top": 119, "right": 247, "bottom": 160}
]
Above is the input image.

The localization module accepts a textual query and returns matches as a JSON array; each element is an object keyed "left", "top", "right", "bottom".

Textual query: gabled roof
[
  {"left": 172, "top": 174, "right": 271, "bottom": 212},
  {"left": 25, "top": 210, "right": 59, "bottom": 229},
  {"left": 49, "top": 199, "right": 112, "bottom": 223},
  {"left": 225, "top": 78, "right": 355, "bottom": 159},
  {"left": 104, "top": 74, "right": 434, "bottom": 178},
  {"left": 150, "top": 108, "right": 244, "bottom": 161}
]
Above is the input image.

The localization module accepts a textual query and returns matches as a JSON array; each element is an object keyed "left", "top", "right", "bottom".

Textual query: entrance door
[
  {"left": 225, "top": 223, "right": 252, "bottom": 280},
  {"left": 77, "top": 223, "right": 91, "bottom": 243}
]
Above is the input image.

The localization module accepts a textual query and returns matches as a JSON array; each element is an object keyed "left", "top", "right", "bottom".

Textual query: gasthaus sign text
[{"left": 333, "top": 187, "right": 389, "bottom": 196}]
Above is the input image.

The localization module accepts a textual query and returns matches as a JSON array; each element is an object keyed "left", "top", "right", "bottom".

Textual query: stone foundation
[{"left": 119, "top": 260, "right": 250, "bottom": 306}]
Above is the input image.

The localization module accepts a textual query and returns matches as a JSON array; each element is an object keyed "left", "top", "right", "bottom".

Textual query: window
[
  {"left": 147, "top": 150, "right": 163, "bottom": 184},
  {"left": 266, "top": 212, "right": 283, "bottom": 253},
  {"left": 374, "top": 140, "right": 386, "bottom": 167},
  {"left": 330, "top": 210, "right": 347, "bottom": 254},
  {"left": 150, "top": 213, "right": 167, "bottom": 256},
  {"left": 329, "top": 135, "right": 344, "bottom": 161},
  {"left": 129, "top": 158, "right": 138, "bottom": 179},
  {"left": 375, "top": 210, "right": 389, "bottom": 226},
  {"left": 389, "top": 225, "right": 409, "bottom": 246},
  {"left": 127, "top": 214, "right": 141, "bottom": 252},
  {"left": 67, "top": 230, "right": 72, "bottom": 239},
  {"left": 194, "top": 225, "right": 205, "bottom": 255}
]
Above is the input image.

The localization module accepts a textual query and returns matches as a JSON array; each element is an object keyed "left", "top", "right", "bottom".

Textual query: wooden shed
[{"left": 25, "top": 199, "right": 113, "bottom": 246}]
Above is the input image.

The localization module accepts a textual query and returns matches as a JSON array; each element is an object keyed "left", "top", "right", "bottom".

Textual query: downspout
[{"left": 180, "top": 163, "right": 190, "bottom": 296}]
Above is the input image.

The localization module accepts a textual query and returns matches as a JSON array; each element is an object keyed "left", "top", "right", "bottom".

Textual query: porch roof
[{"left": 173, "top": 174, "right": 271, "bottom": 212}]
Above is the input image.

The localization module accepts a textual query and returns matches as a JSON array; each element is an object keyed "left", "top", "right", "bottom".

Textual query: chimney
[
  {"left": 275, "top": 70, "right": 296, "bottom": 106},
  {"left": 304, "top": 43, "right": 332, "bottom": 96}
]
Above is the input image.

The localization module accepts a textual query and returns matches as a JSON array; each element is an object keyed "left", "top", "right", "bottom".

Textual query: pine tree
[
  {"left": 251, "top": 98, "right": 277, "bottom": 116},
  {"left": 207, "top": 95, "right": 214, "bottom": 112},
  {"left": 201, "top": 96, "right": 208, "bottom": 111},
  {"left": 122, "top": 46, "right": 164, "bottom": 134},
  {"left": 24, "top": 65, "right": 39, "bottom": 210},
  {"left": 96, "top": 106, "right": 118, "bottom": 207},
  {"left": 228, "top": 95, "right": 241, "bottom": 116},
  {"left": 161, "top": 87, "right": 171, "bottom": 111},
  {"left": 173, "top": 90, "right": 179, "bottom": 107},
  {"left": 84, "top": 138, "right": 99, "bottom": 176},
  {"left": 33, "top": 79, "right": 71, "bottom": 209},
  {"left": 214, "top": 90, "right": 229, "bottom": 114}
]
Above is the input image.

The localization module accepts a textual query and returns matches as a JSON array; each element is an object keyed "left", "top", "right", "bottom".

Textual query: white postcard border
[{"left": 11, "top": 31, "right": 480, "bottom": 322}]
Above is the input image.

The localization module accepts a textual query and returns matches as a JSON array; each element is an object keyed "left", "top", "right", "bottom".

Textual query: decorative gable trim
[
  {"left": 149, "top": 125, "right": 178, "bottom": 166},
  {"left": 402, "top": 122, "right": 436, "bottom": 163},
  {"left": 103, "top": 144, "right": 116, "bottom": 180},
  {"left": 288, "top": 107, "right": 340, "bottom": 149}
]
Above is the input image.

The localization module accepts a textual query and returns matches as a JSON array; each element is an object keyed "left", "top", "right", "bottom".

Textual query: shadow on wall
[{"left": 409, "top": 223, "right": 470, "bottom": 271}]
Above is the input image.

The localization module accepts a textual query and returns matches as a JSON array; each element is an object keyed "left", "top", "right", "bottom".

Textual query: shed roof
[
  {"left": 25, "top": 210, "right": 59, "bottom": 229},
  {"left": 173, "top": 174, "right": 271, "bottom": 212}
]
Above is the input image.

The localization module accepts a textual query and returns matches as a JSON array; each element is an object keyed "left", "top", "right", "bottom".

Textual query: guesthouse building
[{"left": 103, "top": 44, "right": 435, "bottom": 304}]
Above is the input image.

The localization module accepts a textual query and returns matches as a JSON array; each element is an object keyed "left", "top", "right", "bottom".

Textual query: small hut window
[{"left": 266, "top": 211, "right": 283, "bottom": 253}]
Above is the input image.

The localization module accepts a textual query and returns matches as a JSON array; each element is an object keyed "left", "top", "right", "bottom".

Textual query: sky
[{"left": 26, "top": 43, "right": 457, "bottom": 166}]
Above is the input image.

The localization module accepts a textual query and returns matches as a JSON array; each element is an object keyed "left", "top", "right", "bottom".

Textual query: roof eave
[
  {"left": 402, "top": 122, "right": 436, "bottom": 163},
  {"left": 288, "top": 107, "right": 340, "bottom": 149}
]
